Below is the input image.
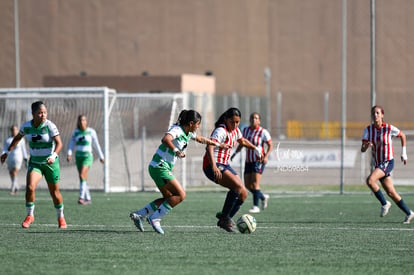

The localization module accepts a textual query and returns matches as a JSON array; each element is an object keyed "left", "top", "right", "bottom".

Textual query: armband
[{"left": 402, "top": 146, "right": 407, "bottom": 160}]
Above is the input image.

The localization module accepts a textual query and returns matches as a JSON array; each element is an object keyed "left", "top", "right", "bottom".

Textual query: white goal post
[
  {"left": 0, "top": 87, "right": 187, "bottom": 192},
  {"left": 0, "top": 87, "right": 116, "bottom": 192}
]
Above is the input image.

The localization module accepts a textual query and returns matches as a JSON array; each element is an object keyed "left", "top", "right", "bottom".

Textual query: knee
[
  {"left": 366, "top": 176, "right": 376, "bottom": 187},
  {"left": 26, "top": 184, "right": 35, "bottom": 193},
  {"left": 174, "top": 190, "right": 186, "bottom": 203},
  {"left": 239, "top": 187, "right": 248, "bottom": 201},
  {"left": 49, "top": 188, "right": 62, "bottom": 199},
  {"left": 180, "top": 191, "right": 186, "bottom": 202}
]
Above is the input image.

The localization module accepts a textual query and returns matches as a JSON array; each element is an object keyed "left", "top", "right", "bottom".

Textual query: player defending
[
  {"left": 361, "top": 105, "right": 414, "bottom": 224},
  {"left": 203, "top": 107, "right": 263, "bottom": 232}
]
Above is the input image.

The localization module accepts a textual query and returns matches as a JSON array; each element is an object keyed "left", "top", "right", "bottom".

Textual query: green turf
[{"left": 1, "top": 190, "right": 414, "bottom": 275}]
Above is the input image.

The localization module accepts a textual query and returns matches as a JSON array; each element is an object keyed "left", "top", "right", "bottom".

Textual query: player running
[
  {"left": 361, "top": 105, "right": 414, "bottom": 224},
  {"left": 231, "top": 112, "right": 273, "bottom": 213},
  {"left": 129, "top": 110, "right": 229, "bottom": 234},
  {"left": 1, "top": 101, "right": 67, "bottom": 229},
  {"left": 203, "top": 107, "right": 263, "bottom": 232}
]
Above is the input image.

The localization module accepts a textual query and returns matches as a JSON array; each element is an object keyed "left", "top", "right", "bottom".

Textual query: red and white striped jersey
[
  {"left": 242, "top": 126, "right": 272, "bottom": 162},
  {"left": 362, "top": 123, "right": 401, "bottom": 165},
  {"left": 204, "top": 124, "right": 242, "bottom": 165}
]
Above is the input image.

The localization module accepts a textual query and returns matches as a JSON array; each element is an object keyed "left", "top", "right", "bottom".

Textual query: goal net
[{"left": 0, "top": 88, "right": 184, "bottom": 192}]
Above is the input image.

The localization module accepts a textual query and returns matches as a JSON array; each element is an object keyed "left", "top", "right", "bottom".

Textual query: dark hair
[
  {"left": 371, "top": 105, "right": 384, "bottom": 116},
  {"left": 77, "top": 114, "right": 87, "bottom": 129},
  {"left": 176, "top": 110, "right": 202, "bottom": 126},
  {"left": 31, "top": 101, "right": 46, "bottom": 113},
  {"left": 249, "top": 112, "right": 261, "bottom": 120},
  {"left": 215, "top": 107, "right": 241, "bottom": 128}
]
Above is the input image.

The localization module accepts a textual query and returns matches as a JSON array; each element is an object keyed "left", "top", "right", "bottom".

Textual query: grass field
[{"left": 1, "top": 190, "right": 414, "bottom": 275}]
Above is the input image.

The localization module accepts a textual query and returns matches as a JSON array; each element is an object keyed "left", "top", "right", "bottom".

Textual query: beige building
[{"left": 0, "top": 0, "right": 413, "bottom": 132}]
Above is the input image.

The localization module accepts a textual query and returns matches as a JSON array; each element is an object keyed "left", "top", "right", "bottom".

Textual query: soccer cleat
[
  {"left": 249, "top": 206, "right": 261, "bottom": 213},
  {"left": 262, "top": 194, "right": 270, "bottom": 210},
  {"left": 147, "top": 216, "right": 164, "bottom": 234},
  {"left": 129, "top": 212, "right": 144, "bottom": 232},
  {"left": 78, "top": 199, "right": 91, "bottom": 205},
  {"left": 380, "top": 201, "right": 392, "bottom": 217},
  {"left": 22, "top": 215, "right": 34, "bottom": 228},
  {"left": 216, "top": 212, "right": 235, "bottom": 225},
  {"left": 217, "top": 217, "right": 235, "bottom": 233},
  {"left": 58, "top": 217, "right": 67, "bottom": 229},
  {"left": 403, "top": 211, "right": 414, "bottom": 224}
]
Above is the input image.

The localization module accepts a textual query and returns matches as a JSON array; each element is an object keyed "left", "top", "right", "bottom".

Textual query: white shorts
[{"left": 7, "top": 156, "right": 23, "bottom": 171}]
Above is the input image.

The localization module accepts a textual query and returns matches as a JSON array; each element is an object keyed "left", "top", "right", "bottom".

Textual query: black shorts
[
  {"left": 203, "top": 163, "right": 238, "bottom": 183},
  {"left": 244, "top": 162, "right": 265, "bottom": 175}
]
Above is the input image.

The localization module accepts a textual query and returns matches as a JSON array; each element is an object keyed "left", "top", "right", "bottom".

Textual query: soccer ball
[{"left": 236, "top": 214, "right": 257, "bottom": 234}]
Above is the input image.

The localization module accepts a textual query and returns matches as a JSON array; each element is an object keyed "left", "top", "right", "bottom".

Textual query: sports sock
[
  {"left": 55, "top": 203, "right": 64, "bottom": 218},
  {"left": 374, "top": 190, "right": 387, "bottom": 205},
  {"left": 136, "top": 202, "right": 158, "bottom": 217},
  {"left": 149, "top": 201, "right": 173, "bottom": 220},
  {"left": 79, "top": 180, "right": 86, "bottom": 199},
  {"left": 11, "top": 177, "right": 18, "bottom": 193},
  {"left": 251, "top": 189, "right": 264, "bottom": 207},
  {"left": 396, "top": 199, "right": 411, "bottom": 215},
  {"left": 229, "top": 199, "right": 244, "bottom": 218},
  {"left": 84, "top": 182, "right": 91, "bottom": 201},
  {"left": 221, "top": 190, "right": 239, "bottom": 218},
  {"left": 26, "top": 202, "right": 35, "bottom": 216}
]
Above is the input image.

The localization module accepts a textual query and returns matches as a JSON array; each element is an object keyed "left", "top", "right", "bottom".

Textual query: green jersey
[
  {"left": 20, "top": 119, "right": 59, "bottom": 164},
  {"left": 149, "top": 124, "right": 196, "bottom": 170},
  {"left": 67, "top": 127, "right": 104, "bottom": 159}
]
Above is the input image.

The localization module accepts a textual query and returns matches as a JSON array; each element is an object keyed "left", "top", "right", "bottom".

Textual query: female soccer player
[
  {"left": 67, "top": 114, "right": 105, "bottom": 205},
  {"left": 203, "top": 107, "right": 263, "bottom": 232},
  {"left": 129, "top": 110, "right": 229, "bottom": 234},
  {"left": 2, "top": 125, "right": 28, "bottom": 195},
  {"left": 231, "top": 112, "right": 273, "bottom": 213},
  {"left": 361, "top": 105, "right": 414, "bottom": 224},
  {"left": 0, "top": 101, "right": 67, "bottom": 228}
]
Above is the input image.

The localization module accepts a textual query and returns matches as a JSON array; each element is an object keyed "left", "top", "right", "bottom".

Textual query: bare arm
[
  {"left": 361, "top": 141, "right": 372, "bottom": 153},
  {"left": 205, "top": 143, "right": 222, "bottom": 182},
  {"left": 238, "top": 138, "right": 263, "bottom": 161},
  {"left": 263, "top": 141, "right": 273, "bottom": 164},
  {"left": 1, "top": 133, "right": 24, "bottom": 164},
  {"left": 400, "top": 131, "right": 407, "bottom": 165},
  {"left": 195, "top": 135, "right": 230, "bottom": 149},
  {"left": 162, "top": 133, "right": 185, "bottom": 158},
  {"left": 47, "top": 135, "right": 63, "bottom": 164},
  {"left": 230, "top": 144, "right": 243, "bottom": 161}
]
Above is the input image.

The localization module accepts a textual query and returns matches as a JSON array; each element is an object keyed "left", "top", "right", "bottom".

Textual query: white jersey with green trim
[
  {"left": 67, "top": 127, "right": 104, "bottom": 159},
  {"left": 149, "top": 124, "right": 196, "bottom": 170},
  {"left": 20, "top": 119, "right": 59, "bottom": 164}
]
